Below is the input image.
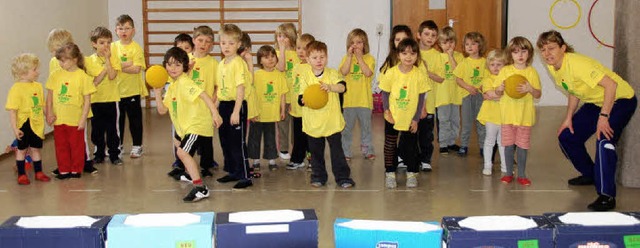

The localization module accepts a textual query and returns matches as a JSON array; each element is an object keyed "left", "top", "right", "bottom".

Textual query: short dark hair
[
  {"left": 116, "top": 14, "right": 134, "bottom": 28},
  {"left": 418, "top": 20, "right": 438, "bottom": 33},
  {"left": 90, "top": 26, "right": 112, "bottom": 43},
  {"left": 173, "top": 33, "right": 194, "bottom": 48},
  {"left": 256, "top": 45, "right": 277, "bottom": 69},
  {"left": 163, "top": 47, "right": 189, "bottom": 73},
  {"left": 237, "top": 32, "right": 252, "bottom": 55}
]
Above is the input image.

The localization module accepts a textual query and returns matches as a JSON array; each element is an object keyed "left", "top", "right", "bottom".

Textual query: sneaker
[
  {"left": 52, "top": 168, "right": 60, "bottom": 176},
  {"left": 457, "top": 146, "right": 468, "bottom": 156},
  {"left": 365, "top": 154, "right": 376, "bottom": 160},
  {"left": 130, "top": 146, "right": 143, "bottom": 158},
  {"left": 501, "top": 175, "right": 514, "bottom": 184},
  {"left": 70, "top": 173, "right": 81, "bottom": 179},
  {"left": 279, "top": 151, "right": 291, "bottom": 160},
  {"left": 286, "top": 162, "right": 304, "bottom": 170},
  {"left": 17, "top": 175, "right": 30, "bottom": 185},
  {"left": 111, "top": 158, "right": 124, "bottom": 166},
  {"left": 385, "top": 172, "right": 397, "bottom": 189},
  {"left": 55, "top": 173, "right": 71, "bottom": 180},
  {"left": 568, "top": 176, "right": 594, "bottom": 186},
  {"left": 587, "top": 195, "right": 616, "bottom": 211},
  {"left": 310, "top": 181, "right": 324, "bottom": 188},
  {"left": 217, "top": 175, "right": 239, "bottom": 183},
  {"left": 340, "top": 182, "right": 354, "bottom": 188},
  {"left": 306, "top": 163, "right": 313, "bottom": 172},
  {"left": 448, "top": 144, "right": 461, "bottom": 151},
  {"left": 482, "top": 168, "right": 492, "bottom": 176},
  {"left": 439, "top": 147, "right": 449, "bottom": 154},
  {"left": 249, "top": 168, "right": 262, "bottom": 178},
  {"left": 268, "top": 160, "right": 277, "bottom": 171},
  {"left": 83, "top": 166, "right": 98, "bottom": 175},
  {"left": 179, "top": 172, "right": 193, "bottom": 183},
  {"left": 252, "top": 162, "right": 261, "bottom": 171},
  {"left": 397, "top": 157, "right": 407, "bottom": 169},
  {"left": 517, "top": 177, "right": 532, "bottom": 186},
  {"left": 233, "top": 180, "right": 253, "bottom": 189},
  {"left": 183, "top": 185, "right": 209, "bottom": 202},
  {"left": 35, "top": 172, "right": 51, "bottom": 182},
  {"left": 420, "top": 162, "right": 432, "bottom": 172},
  {"left": 201, "top": 169, "right": 213, "bottom": 178},
  {"left": 93, "top": 157, "right": 105, "bottom": 164},
  {"left": 168, "top": 167, "right": 184, "bottom": 179},
  {"left": 406, "top": 172, "right": 418, "bottom": 188}
]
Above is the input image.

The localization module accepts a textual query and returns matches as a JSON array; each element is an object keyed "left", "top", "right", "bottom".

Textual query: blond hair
[
  {"left": 219, "top": 24, "right": 242, "bottom": 42},
  {"left": 193, "top": 25, "right": 214, "bottom": 40},
  {"left": 507, "top": 36, "right": 534, "bottom": 66},
  {"left": 486, "top": 49, "right": 507, "bottom": 66},
  {"left": 463, "top": 32, "right": 486, "bottom": 57},
  {"left": 346, "top": 28, "right": 370, "bottom": 54},
  {"left": 275, "top": 23, "right": 297, "bottom": 49},
  {"left": 47, "top": 29, "right": 74, "bottom": 53},
  {"left": 11, "top": 53, "right": 39, "bottom": 81},
  {"left": 438, "top": 26, "right": 456, "bottom": 44}
]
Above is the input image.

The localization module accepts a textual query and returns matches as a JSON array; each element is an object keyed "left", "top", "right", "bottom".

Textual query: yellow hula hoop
[{"left": 549, "top": 0, "right": 582, "bottom": 30}]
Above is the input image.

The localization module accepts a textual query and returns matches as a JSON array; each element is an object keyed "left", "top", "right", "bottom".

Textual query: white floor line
[
  {"left": 509, "top": 189, "right": 573, "bottom": 193},
  {"left": 69, "top": 189, "right": 102, "bottom": 192},
  {"left": 152, "top": 189, "right": 177, "bottom": 192},
  {"left": 0, "top": 190, "right": 7, "bottom": 193},
  {"left": 470, "top": 189, "right": 489, "bottom": 192}
]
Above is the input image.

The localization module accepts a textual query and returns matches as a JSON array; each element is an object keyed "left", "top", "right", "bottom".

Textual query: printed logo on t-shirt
[
  {"left": 445, "top": 62, "right": 453, "bottom": 80},
  {"left": 396, "top": 85, "right": 410, "bottom": 110},
  {"left": 171, "top": 97, "right": 178, "bottom": 117},
  {"left": 293, "top": 74, "right": 301, "bottom": 94},
  {"left": 264, "top": 81, "right": 277, "bottom": 103},
  {"left": 286, "top": 59, "right": 294, "bottom": 79},
  {"left": 31, "top": 93, "right": 42, "bottom": 115},
  {"left": 192, "top": 67, "right": 201, "bottom": 83},
  {"left": 57, "top": 82, "right": 71, "bottom": 104},
  {"left": 351, "top": 63, "right": 363, "bottom": 81},
  {"left": 120, "top": 53, "right": 127, "bottom": 62},
  {"left": 471, "top": 66, "right": 482, "bottom": 85}
]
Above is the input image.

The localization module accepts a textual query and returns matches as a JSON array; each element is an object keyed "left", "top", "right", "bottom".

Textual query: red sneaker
[
  {"left": 366, "top": 154, "right": 376, "bottom": 160},
  {"left": 35, "top": 172, "right": 51, "bottom": 182},
  {"left": 500, "top": 176, "right": 514, "bottom": 184},
  {"left": 517, "top": 177, "right": 532, "bottom": 186},
  {"left": 17, "top": 175, "right": 30, "bottom": 185}
]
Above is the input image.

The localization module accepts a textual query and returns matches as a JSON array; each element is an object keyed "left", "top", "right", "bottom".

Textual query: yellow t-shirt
[
  {"left": 420, "top": 48, "right": 443, "bottom": 113},
  {"left": 493, "top": 65, "right": 541, "bottom": 127},
  {"left": 190, "top": 54, "right": 218, "bottom": 97},
  {"left": 476, "top": 74, "right": 501, "bottom": 125},
  {"left": 216, "top": 56, "right": 248, "bottom": 101},
  {"left": 49, "top": 57, "right": 62, "bottom": 77},
  {"left": 436, "top": 52, "right": 465, "bottom": 106},
  {"left": 244, "top": 64, "right": 258, "bottom": 119},
  {"left": 278, "top": 50, "right": 301, "bottom": 103},
  {"left": 300, "top": 68, "right": 345, "bottom": 138},
  {"left": 5, "top": 82, "right": 45, "bottom": 139},
  {"left": 45, "top": 69, "right": 97, "bottom": 126},
  {"left": 111, "top": 40, "right": 148, "bottom": 98},
  {"left": 288, "top": 63, "right": 311, "bottom": 117},
  {"left": 85, "top": 53, "right": 121, "bottom": 103},
  {"left": 453, "top": 56, "right": 489, "bottom": 100},
  {"left": 379, "top": 65, "right": 431, "bottom": 131},
  {"left": 547, "top": 53, "right": 634, "bottom": 106},
  {"left": 163, "top": 73, "right": 213, "bottom": 137},
  {"left": 254, "top": 69, "right": 288, "bottom": 122},
  {"left": 339, "top": 54, "right": 376, "bottom": 109}
]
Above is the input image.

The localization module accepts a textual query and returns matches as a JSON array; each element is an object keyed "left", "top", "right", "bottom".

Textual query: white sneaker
[
  {"left": 385, "top": 172, "right": 397, "bottom": 189},
  {"left": 397, "top": 156, "right": 406, "bottom": 168},
  {"left": 420, "top": 162, "right": 432, "bottom": 172},
  {"left": 482, "top": 168, "right": 492, "bottom": 176},
  {"left": 130, "top": 146, "right": 143, "bottom": 158},
  {"left": 406, "top": 172, "right": 418, "bottom": 188},
  {"left": 279, "top": 152, "right": 291, "bottom": 160},
  {"left": 286, "top": 161, "right": 304, "bottom": 170}
]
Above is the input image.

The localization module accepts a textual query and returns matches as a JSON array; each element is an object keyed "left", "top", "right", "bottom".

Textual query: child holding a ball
[{"left": 491, "top": 36, "right": 542, "bottom": 186}]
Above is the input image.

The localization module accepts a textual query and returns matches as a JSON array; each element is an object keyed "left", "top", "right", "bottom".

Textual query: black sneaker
[
  {"left": 183, "top": 185, "right": 209, "bottom": 202},
  {"left": 52, "top": 168, "right": 60, "bottom": 176},
  {"left": 217, "top": 175, "right": 239, "bottom": 183},
  {"left": 568, "top": 176, "right": 594, "bottom": 186},
  {"left": 457, "top": 146, "right": 468, "bottom": 156},
  {"left": 233, "top": 180, "right": 253, "bottom": 189},
  {"left": 168, "top": 167, "right": 184, "bottom": 178},
  {"left": 55, "top": 173, "right": 70, "bottom": 180},
  {"left": 201, "top": 169, "right": 213, "bottom": 178},
  {"left": 111, "top": 158, "right": 124, "bottom": 166},
  {"left": 93, "top": 157, "right": 105, "bottom": 164},
  {"left": 83, "top": 166, "right": 98, "bottom": 175},
  {"left": 587, "top": 195, "right": 616, "bottom": 211},
  {"left": 70, "top": 173, "right": 81, "bottom": 179},
  {"left": 439, "top": 147, "right": 449, "bottom": 154},
  {"left": 448, "top": 144, "right": 461, "bottom": 151}
]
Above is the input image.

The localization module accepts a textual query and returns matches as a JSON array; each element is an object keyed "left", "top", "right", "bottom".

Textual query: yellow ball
[
  {"left": 504, "top": 74, "right": 527, "bottom": 99},
  {"left": 145, "top": 65, "right": 169, "bottom": 88},
  {"left": 303, "top": 84, "right": 328, "bottom": 110}
]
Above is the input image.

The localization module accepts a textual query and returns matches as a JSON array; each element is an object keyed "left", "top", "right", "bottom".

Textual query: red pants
[{"left": 54, "top": 125, "right": 85, "bottom": 173}]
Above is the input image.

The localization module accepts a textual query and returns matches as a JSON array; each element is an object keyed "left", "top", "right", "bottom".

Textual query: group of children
[{"left": 5, "top": 14, "right": 544, "bottom": 202}]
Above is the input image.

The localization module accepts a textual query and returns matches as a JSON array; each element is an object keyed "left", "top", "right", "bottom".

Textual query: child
[
  {"left": 152, "top": 47, "right": 222, "bottom": 202},
  {"left": 111, "top": 14, "right": 148, "bottom": 158},
  {"left": 249, "top": 45, "right": 288, "bottom": 171},
  {"left": 453, "top": 32, "right": 488, "bottom": 156},
  {"left": 299, "top": 41, "right": 355, "bottom": 188},
  {"left": 46, "top": 43, "right": 97, "bottom": 179},
  {"left": 415, "top": 20, "right": 443, "bottom": 171},
  {"left": 174, "top": 33, "right": 194, "bottom": 54},
  {"left": 275, "top": 23, "right": 299, "bottom": 160},
  {"left": 5, "top": 53, "right": 51, "bottom": 185},
  {"left": 214, "top": 24, "right": 253, "bottom": 189},
  {"left": 238, "top": 32, "right": 263, "bottom": 175},
  {"left": 339, "top": 28, "right": 376, "bottom": 161},
  {"left": 379, "top": 38, "right": 430, "bottom": 188},
  {"left": 477, "top": 49, "right": 507, "bottom": 176},
  {"left": 492, "top": 36, "right": 542, "bottom": 185},
  {"left": 286, "top": 33, "right": 315, "bottom": 170},
  {"left": 436, "top": 27, "right": 463, "bottom": 154},
  {"left": 85, "top": 26, "right": 123, "bottom": 166}
]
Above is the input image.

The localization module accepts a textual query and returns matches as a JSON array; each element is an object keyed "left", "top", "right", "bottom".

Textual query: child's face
[
  {"left": 116, "top": 22, "right": 135, "bottom": 41},
  {"left": 58, "top": 57, "right": 78, "bottom": 71},
  {"left": 92, "top": 37, "right": 112, "bottom": 56},
  {"left": 260, "top": 53, "right": 277, "bottom": 70},
  {"left": 511, "top": 47, "right": 529, "bottom": 67},
  {"left": 488, "top": 60, "right": 505, "bottom": 75},
  {"left": 350, "top": 36, "right": 365, "bottom": 53},
  {"left": 398, "top": 47, "right": 418, "bottom": 67},
  {"left": 276, "top": 33, "right": 291, "bottom": 48},
  {"left": 418, "top": 29, "right": 438, "bottom": 48},
  {"left": 393, "top": 32, "right": 410, "bottom": 48},
  {"left": 193, "top": 35, "right": 213, "bottom": 55},
  {"left": 296, "top": 41, "right": 309, "bottom": 61},
  {"left": 165, "top": 57, "right": 184, "bottom": 79},
  {"left": 220, "top": 35, "right": 240, "bottom": 57},
  {"left": 176, "top": 41, "right": 193, "bottom": 54},
  {"left": 307, "top": 50, "right": 327, "bottom": 71},
  {"left": 440, "top": 40, "right": 455, "bottom": 52},
  {"left": 464, "top": 39, "right": 480, "bottom": 56},
  {"left": 22, "top": 66, "right": 40, "bottom": 82}
]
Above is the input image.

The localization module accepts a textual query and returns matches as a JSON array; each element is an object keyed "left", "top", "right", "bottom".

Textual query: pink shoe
[
  {"left": 517, "top": 177, "right": 532, "bottom": 186},
  {"left": 501, "top": 176, "right": 514, "bottom": 184}
]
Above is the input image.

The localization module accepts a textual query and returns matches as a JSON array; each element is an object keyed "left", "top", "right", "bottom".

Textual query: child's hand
[
  {"left": 384, "top": 110, "right": 395, "bottom": 124},
  {"left": 250, "top": 116, "right": 259, "bottom": 122},
  {"left": 121, "top": 61, "right": 133, "bottom": 68},
  {"left": 230, "top": 111, "right": 240, "bottom": 125},
  {"left": 280, "top": 111, "right": 286, "bottom": 121},
  {"left": 212, "top": 113, "right": 223, "bottom": 128},
  {"left": 241, "top": 51, "right": 252, "bottom": 63},
  {"left": 320, "top": 82, "right": 331, "bottom": 92},
  {"left": 13, "top": 129, "right": 24, "bottom": 140},
  {"left": 517, "top": 81, "right": 532, "bottom": 94},
  {"left": 46, "top": 114, "right": 56, "bottom": 126},
  {"left": 188, "top": 59, "right": 196, "bottom": 71},
  {"left": 409, "top": 120, "right": 418, "bottom": 133},
  {"left": 354, "top": 47, "right": 364, "bottom": 59},
  {"left": 347, "top": 45, "right": 354, "bottom": 55},
  {"left": 466, "top": 85, "right": 479, "bottom": 95},
  {"left": 77, "top": 119, "right": 86, "bottom": 130},
  {"left": 102, "top": 47, "right": 111, "bottom": 58}
]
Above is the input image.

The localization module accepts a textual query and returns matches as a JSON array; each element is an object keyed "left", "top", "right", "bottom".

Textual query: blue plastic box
[
  {"left": 442, "top": 215, "right": 554, "bottom": 248},
  {"left": 107, "top": 212, "right": 214, "bottom": 248},
  {"left": 544, "top": 212, "right": 640, "bottom": 248},
  {"left": 334, "top": 218, "right": 442, "bottom": 248},
  {"left": 215, "top": 209, "right": 318, "bottom": 248},
  {"left": 0, "top": 215, "right": 110, "bottom": 248}
]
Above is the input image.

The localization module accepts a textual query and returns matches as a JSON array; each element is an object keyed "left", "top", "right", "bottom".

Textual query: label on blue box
[
  {"left": 376, "top": 241, "right": 399, "bottom": 248},
  {"left": 569, "top": 241, "right": 617, "bottom": 248}
]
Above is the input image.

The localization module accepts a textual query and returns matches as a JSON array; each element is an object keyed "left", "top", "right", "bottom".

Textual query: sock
[
  {"left": 192, "top": 179, "right": 203, "bottom": 186},
  {"left": 33, "top": 160, "right": 43, "bottom": 172},
  {"left": 17, "top": 160, "right": 26, "bottom": 175},
  {"left": 516, "top": 147, "right": 528, "bottom": 178}
]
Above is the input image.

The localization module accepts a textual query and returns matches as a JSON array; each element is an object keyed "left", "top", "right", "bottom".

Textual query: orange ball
[
  {"left": 145, "top": 65, "right": 169, "bottom": 88},
  {"left": 303, "top": 84, "right": 328, "bottom": 110},
  {"left": 504, "top": 74, "right": 528, "bottom": 99}
]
